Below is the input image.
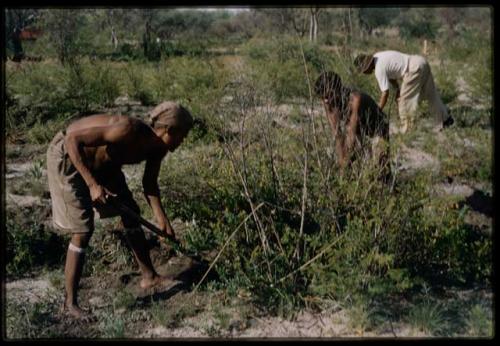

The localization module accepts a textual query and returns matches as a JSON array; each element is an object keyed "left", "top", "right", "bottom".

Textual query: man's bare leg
[
  {"left": 124, "top": 228, "right": 178, "bottom": 290},
  {"left": 64, "top": 233, "right": 91, "bottom": 318}
]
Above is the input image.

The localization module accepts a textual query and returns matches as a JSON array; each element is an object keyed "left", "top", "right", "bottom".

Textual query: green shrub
[
  {"left": 408, "top": 300, "right": 447, "bottom": 335},
  {"left": 5, "top": 300, "right": 60, "bottom": 338},
  {"left": 433, "top": 63, "right": 458, "bottom": 105},
  {"left": 6, "top": 207, "right": 67, "bottom": 278},
  {"left": 112, "top": 43, "right": 142, "bottom": 61},
  {"left": 162, "top": 40, "right": 208, "bottom": 57},
  {"left": 6, "top": 60, "right": 121, "bottom": 141},
  {"left": 437, "top": 27, "right": 492, "bottom": 109},
  {"left": 466, "top": 304, "right": 493, "bottom": 336},
  {"left": 154, "top": 57, "right": 225, "bottom": 101},
  {"left": 397, "top": 9, "right": 440, "bottom": 40},
  {"left": 151, "top": 73, "right": 491, "bottom": 313},
  {"left": 346, "top": 298, "right": 374, "bottom": 333},
  {"left": 150, "top": 298, "right": 200, "bottom": 328},
  {"left": 122, "top": 62, "right": 157, "bottom": 106},
  {"left": 242, "top": 37, "right": 338, "bottom": 103},
  {"left": 437, "top": 127, "right": 492, "bottom": 183},
  {"left": 466, "top": 39, "right": 492, "bottom": 107},
  {"left": 100, "top": 313, "right": 125, "bottom": 338},
  {"left": 64, "top": 61, "right": 121, "bottom": 112},
  {"left": 453, "top": 107, "right": 492, "bottom": 129},
  {"left": 26, "top": 119, "right": 66, "bottom": 144},
  {"left": 6, "top": 63, "right": 73, "bottom": 129},
  {"left": 113, "top": 289, "right": 136, "bottom": 310}
]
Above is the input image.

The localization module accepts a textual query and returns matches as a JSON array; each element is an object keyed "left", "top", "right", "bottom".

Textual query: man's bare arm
[
  {"left": 143, "top": 157, "right": 174, "bottom": 238},
  {"left": 339, "top": 97, "right": 360, "bottom": 169},
  {"left": 378, "top": 90, "right": 389, "bottom": 110},
  {"left": 64, "top": 121, "right": 133, "bottom": 202},
  {"left": 323, "top": 102, "right": 347, "bottom": 165},
  {"left": 324, "top": 102, "right": 341, "bottom": 138}
]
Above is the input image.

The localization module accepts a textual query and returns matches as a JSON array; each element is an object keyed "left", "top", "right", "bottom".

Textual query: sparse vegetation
[
  {"left": 407, "top": 286, "right": 448, "bottom": 336},
  {"left": 466, "top": 304, "right": 493, "bottom": 336},
  {"left": 100, "top": 314, "right": 126, "bottom": 338},
  {"left": 5, "top": 6, "right": 492, "bottom": 339}
]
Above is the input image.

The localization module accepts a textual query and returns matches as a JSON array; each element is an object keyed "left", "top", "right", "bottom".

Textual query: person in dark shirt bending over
[{"left": 314, "top": 71, "right": 390, "bottom": 179}]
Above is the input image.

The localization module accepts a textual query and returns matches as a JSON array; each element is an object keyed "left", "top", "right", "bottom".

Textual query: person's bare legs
[
  {"left": 64, "top": 232, "right": 91, "bottom": 318},
  {"left": 123, "top": 228, "right": 178, "bottom": 290}
]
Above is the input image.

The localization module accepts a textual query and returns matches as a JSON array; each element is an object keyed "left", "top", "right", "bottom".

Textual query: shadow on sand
[
  {"left": 459, "top": 189, "right": 493, "bottom": 217},
  {"left": 121, "top": 254, "right": 217, "bottom": 305}
]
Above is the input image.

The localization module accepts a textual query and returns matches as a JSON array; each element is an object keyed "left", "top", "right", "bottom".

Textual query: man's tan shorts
[{"left": 46, "top": 131, "right": 139, "bottom": 235}]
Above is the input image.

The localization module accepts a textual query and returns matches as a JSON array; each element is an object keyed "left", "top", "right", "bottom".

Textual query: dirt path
[{"left": 5, "top": 271, "right": 492, "bottom": 338}]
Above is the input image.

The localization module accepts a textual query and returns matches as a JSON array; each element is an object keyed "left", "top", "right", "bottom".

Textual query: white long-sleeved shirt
[{"left": 373, "top": 50, "right": 411, "bottom": 92}]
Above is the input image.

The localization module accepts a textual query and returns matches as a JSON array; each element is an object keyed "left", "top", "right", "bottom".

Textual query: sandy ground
[{"left": 5, "top": 273, "right": 492, "bottom": 338}]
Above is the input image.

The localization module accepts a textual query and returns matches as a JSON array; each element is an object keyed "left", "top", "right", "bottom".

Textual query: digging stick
[{"left": 105, "top": 195, "right": 193, "bottom": 257}]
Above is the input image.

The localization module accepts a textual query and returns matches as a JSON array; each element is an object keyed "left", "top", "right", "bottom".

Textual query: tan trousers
[
  {"left": 398, "top": 55, "right": 449, "bottom": 133},
  {"left": 47, "top": 131, "right": 138, "bottom": 235}
]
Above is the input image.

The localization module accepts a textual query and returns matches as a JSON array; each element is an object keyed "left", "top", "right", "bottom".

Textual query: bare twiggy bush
[{"left": 194, "top": 39, "right": 491, "bottom": 314}]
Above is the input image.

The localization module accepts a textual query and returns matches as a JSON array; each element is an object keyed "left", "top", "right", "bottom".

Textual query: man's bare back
[{"left": 66, "top": 114, "right": 167, "bottom": 171}]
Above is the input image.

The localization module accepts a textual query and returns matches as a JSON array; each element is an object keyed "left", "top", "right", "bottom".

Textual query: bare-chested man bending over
[{"left": 46, "top": 101, "right": 193, "bottom": 319}]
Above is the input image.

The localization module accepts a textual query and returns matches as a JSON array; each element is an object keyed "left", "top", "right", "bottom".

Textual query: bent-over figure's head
[
  {"left": 354, "top": 54, "right": 375, "bottom": 74},
  {"left": 149, "top": 101, "right": 194, "bottom": 151},
  {"left": 314, "top": 71, "right": 344, "bottom": 106}
]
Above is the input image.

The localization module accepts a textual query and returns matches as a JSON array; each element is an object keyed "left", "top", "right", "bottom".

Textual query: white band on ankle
[{"left": 69, "top": 243, "right": 85, "bottom": 253}]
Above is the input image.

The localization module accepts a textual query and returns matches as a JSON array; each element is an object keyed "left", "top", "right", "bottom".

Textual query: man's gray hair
[{"left": 149, "top": 101, "right": 194, "bottom": 132}]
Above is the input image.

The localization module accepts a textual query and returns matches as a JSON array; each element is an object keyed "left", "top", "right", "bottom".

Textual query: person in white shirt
[{"left": 354, "top": 50, "right": 454, "bottom": 134}]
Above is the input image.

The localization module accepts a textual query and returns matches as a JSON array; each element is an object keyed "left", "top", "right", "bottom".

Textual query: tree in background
[
  {"left": 42, "top": 9, "right": 92, "bottom": 66},
  {"left": 140, "top": 9, "right": 159, "bottom": 61},
  {"left": 358, "top": 7, "right": 398, "bottom": 37},
  {"left": 252, "top": 8, "right": 306, "bottom": 38},
  {"left": 6, "top": 7, "right": 491, "bottom": 64},
  {"left": 4, "top": 8, "right": 40, "bottom": 62},
  {"left": 396, "top": 8, "right": 439, "bottom": 41},
  {"left": 210, "top": 11, "right": 255, "bottom": 41},
  {"left": 438, "top": 7, "right": 468, "bottom": 39},
  {"left": 309, "top": 6, "right": 322, "bottom": 42},
  {"left": 103, "top": 9, "right": 120, "bottom": 50}
]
